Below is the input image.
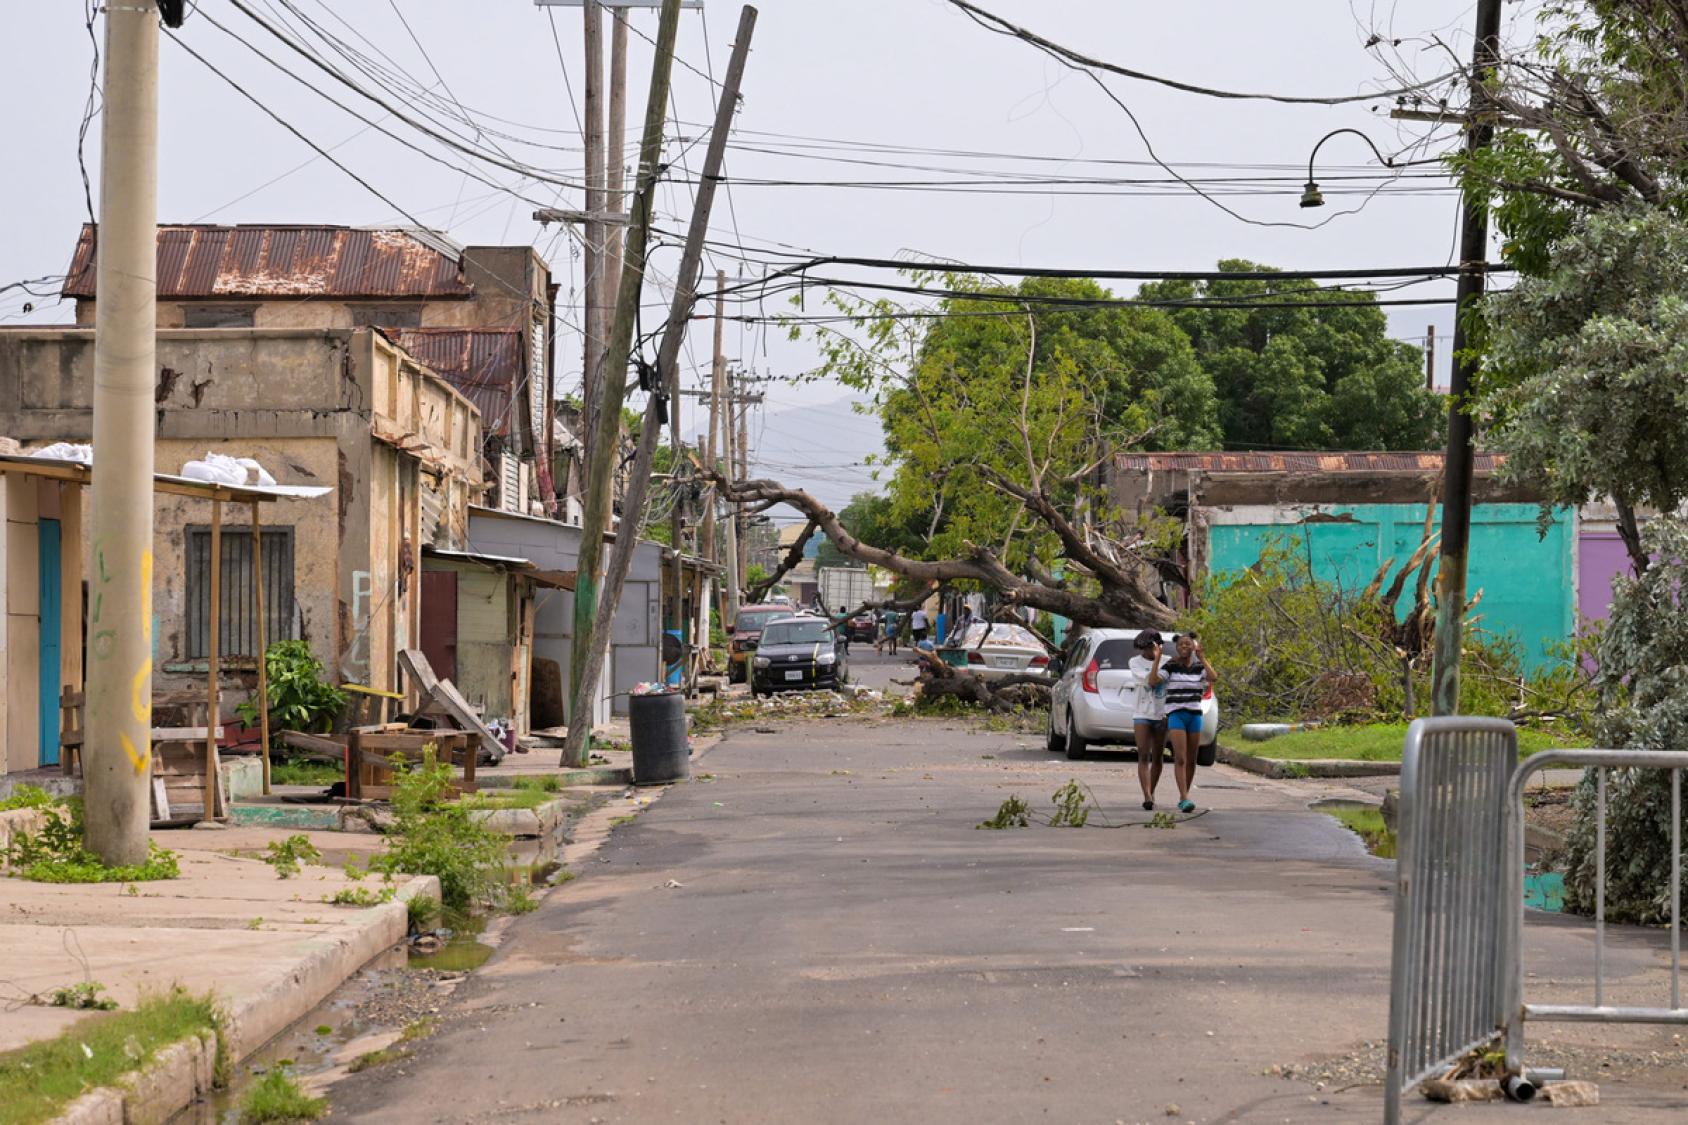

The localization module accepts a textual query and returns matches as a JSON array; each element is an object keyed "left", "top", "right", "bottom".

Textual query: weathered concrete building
[
  {"left": 0, "top": 326, "right": 482, "bottom": 702},
  {"left": 63, "top": 224, "right": 556, "bottom": 515},
  {"left": 1108, "top": 451, "right": 1586, "bottom": 670}
]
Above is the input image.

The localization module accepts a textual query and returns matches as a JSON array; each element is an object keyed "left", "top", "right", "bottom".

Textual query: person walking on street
[
  {"left": 1129, "top": 630, "right": 1168, "bottom": 811},
  {"left": 1149, "top": 633, "right": 1215, "bottom": 813},
  {"left": 911, "top": 606, "right": 929, "bottom": 647}
]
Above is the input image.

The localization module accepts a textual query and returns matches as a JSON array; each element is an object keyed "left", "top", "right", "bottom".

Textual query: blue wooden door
[{"left": 38, "top": 518, "right": 61, "bottom": 767}]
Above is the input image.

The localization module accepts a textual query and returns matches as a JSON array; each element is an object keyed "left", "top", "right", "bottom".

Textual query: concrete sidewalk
[{"left": 1, "top": 815, "right": 435, "bottom": 1122}]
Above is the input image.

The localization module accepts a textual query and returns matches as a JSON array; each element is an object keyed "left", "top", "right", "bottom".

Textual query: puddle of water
[
  {"left": 408, "top": 909, "right": 495, "bottom": 973},
  {"left": 1313, "top": 799, "right": 1397, "bottom": 859}
]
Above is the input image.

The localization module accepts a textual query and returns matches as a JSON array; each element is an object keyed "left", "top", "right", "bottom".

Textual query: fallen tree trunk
[{"left": 912, "top": 648, "right": 1053, "bottom": 713}]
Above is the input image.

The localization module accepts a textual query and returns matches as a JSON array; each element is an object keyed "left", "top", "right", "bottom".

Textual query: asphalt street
[{"left": 330, "top": 714, "right": 1688, "bottom": 1124}]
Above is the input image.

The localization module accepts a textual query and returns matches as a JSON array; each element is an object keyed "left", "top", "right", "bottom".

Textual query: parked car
[
  {"left": 727, "top": 604, "right": 794, "bottom": 683},
  {"left": 750, "top": 615, "right": 849, "bottom": 695},
  {"left": 948, "top": 623, "right": 1051, "bottom": 681},
  {"left": 844, "top": 610, "right": 878, "bottom": 643},
  {"left": 1046, "top": 628, "right": 1219, "bottom": 762}
]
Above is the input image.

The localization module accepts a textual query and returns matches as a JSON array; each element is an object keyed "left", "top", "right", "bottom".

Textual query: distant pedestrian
[
  {"left": 911, "top": 606, "right": 929, "bottom": 647},
  {"left": 1129, "top": 630, "right": 1168, "bottom": 811},
  {"left": 1149, "top": 633, "right": 1215, "bottom": 814}
]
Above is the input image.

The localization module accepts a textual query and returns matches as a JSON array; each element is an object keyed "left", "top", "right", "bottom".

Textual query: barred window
[{"left": 185, "top": 528, "right": 295, "bottom": 660}]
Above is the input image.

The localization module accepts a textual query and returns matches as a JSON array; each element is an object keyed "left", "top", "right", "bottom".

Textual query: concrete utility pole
[
  {"left": 563, "top": 3, "right": 758, "bottom": 765},
  {"left": 1429, "top": 0, "right": 1503, "bottom": 717},
  {"left": 700, "top": 271, "right": 725, "bottom": 617},
  {"left": 564, "top": 0, "right": 687, "bottom": 762},
  {"left": 1425, "top": 324, "right": 1437, "bottom": 392},
  {"left": 85, "top": 3, "right": 160, "bottom": 866},
  {"left": 736, "top": 367, "right": 751, "bottom": 595}
]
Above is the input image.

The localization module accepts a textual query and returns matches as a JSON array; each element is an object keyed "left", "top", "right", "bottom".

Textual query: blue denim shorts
[{"left": 1166, "top": 709, "right": 1203, "bottom": 734}]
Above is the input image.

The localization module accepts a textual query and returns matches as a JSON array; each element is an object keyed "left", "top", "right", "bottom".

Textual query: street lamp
[{"left": 1300, "top": 128, "right": 1395, "bottom": 208}]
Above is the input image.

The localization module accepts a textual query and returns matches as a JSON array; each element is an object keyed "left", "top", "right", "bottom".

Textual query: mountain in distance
[{"left": 749, "top": 393, "right": 885, "bottom": 516}]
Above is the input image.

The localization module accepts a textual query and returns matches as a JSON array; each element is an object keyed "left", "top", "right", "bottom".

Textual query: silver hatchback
[{"left": 1046, "top": 628, "right": 1219, "bottom": 761}]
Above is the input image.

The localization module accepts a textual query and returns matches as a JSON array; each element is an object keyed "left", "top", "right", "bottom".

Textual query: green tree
[
  {"left": 1483, "top": 205, "right": 1688, "bottom": 572},
  {"left": 1140, "top": 262, "right": 1441, "bottom": 451}
]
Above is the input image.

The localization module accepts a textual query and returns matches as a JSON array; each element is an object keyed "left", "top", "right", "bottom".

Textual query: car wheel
[
  {"left": 1064, "top": 710, "right": 1088, "bottom": 760},
  {"left": 1045, "top": 710, "right": 1066, "bottom": 754}
]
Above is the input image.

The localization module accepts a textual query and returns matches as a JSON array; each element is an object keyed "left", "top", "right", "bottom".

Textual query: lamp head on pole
[
  {"left": 1300, "top": 181, "right": 1326, "bottom": 209},
  {"left": 1301, "top": 128, "right": 1394, "bottom": 211}
]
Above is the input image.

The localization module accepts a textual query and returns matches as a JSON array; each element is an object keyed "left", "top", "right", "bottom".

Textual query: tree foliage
[
  {"left": 1483, "top": 206, "right": 1688, "bottom": 570},
  {"left": 1141, "top": 262, "right": 1441, "bottom": 451}
]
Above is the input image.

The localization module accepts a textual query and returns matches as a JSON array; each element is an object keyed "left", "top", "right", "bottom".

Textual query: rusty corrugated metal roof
[
  {"left": 395, "top": 328, "right": 522, "bottom": 436},
  {"left": 62, "top": 224, "right": 474, "bottom": 300},
  {"left": 1113, "top": 451, "right": 1506, "bottom": 474}
]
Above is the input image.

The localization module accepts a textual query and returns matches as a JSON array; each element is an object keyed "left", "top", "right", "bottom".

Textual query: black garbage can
[{"left": 628, "top": 690, "right": 690, "bottom": 785}]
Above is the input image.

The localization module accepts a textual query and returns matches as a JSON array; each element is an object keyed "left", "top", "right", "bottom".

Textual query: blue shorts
[
  {"left": 1133, "top": 717, "right": 1165, "bottom": 729},
  {"left": 1166, "top": 709, "right": 1203, "bottom": 734}
]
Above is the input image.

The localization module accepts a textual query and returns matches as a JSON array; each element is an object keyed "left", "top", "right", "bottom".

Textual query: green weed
[
  {"left": 240, "top": 1065, "right": 325, "bottom": 1123},
  {"left": 48, "top": 982, "right": 117, "bottom": 1011},
  {"left": 0, "top": 784, "right": 57, "bottom": 812},
  {"left": 3, "top": 800, "right": 179, "bottom": 884},
  {"left": 262, "top": 835, "right": 322, "bottom": 879}
]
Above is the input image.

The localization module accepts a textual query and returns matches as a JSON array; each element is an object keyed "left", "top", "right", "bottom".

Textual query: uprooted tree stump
[{"left": 912, "top": 649, "right": 1053, "bottom": 713}]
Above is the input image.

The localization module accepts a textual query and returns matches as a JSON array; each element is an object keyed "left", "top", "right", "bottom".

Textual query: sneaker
[{"left": 1177, "top": 799, "right": 1196, "bottom": 814}]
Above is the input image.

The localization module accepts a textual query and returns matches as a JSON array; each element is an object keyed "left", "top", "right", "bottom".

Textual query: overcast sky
[{"left": 1, "top": 1, "right": 1529, "bottom": 513}]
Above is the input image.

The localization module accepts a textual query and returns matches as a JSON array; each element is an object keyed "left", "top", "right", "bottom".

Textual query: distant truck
[{"left": 817, "top": 566, "right": 877, "bottom": 616}]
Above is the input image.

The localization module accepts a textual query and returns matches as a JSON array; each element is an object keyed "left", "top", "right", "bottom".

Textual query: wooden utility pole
[
  {"left": 563, "top": 3, "right": 758, "bottom": 765},
  {"left": 580, "top": 0, "right": 606, "bottom": 443},
  {"left": 565, "top": 0, "right": 686, "bottom": 762},
  {"left": 85, "top": 1, "right": 160, "bottom": 866},
  {"left": 1429, "top": 0, "right": 1503, "bottom": 716},
  {"left": 736, "top": 368, "right": 751, "bottom": 595},
  {"left": 606, "top": 11, "right": 629, "bottom": 297}
]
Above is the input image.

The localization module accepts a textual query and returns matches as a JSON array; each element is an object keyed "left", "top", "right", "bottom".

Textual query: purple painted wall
[{"left": 1578, "top": 533, "right": 1633, "bottom": 623}]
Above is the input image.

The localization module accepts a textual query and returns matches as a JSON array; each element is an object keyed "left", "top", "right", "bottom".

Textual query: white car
[
  {"left": 948, "top": 622, "right": 1051, "bottom": 681},
  {"left": 1046, "top": 628, "right": 1219, "bottom": 762}
]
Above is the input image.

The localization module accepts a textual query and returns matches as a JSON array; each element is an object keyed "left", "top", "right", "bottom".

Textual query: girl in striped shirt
[{"left": 1148, "top": 633, "right": 1217, "bottom": 813}]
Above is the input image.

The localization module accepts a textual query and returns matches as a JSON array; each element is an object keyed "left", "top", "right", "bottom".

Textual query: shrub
[
  {"left": 368, "top": 754, "right": 507, "bottom": 911},
  {"left": 236, "top": 641, "right": 347, "bottom": 735},
  {"left": 262, "top": 835, "right": 322, "bottom": 879},
  {"left": 0, "top": 784, "right": 57, "bottom": 812},
  {"left": 241, "top": 1065, "right": 326, "bottom": 1123},
  {"left": 1561, "top": 517, "right": 1688, "bottom": 923}
]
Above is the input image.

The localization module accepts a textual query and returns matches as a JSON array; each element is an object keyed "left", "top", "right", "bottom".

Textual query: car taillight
[
  {"left": 1203, "top": 685, "right": 1214, "bottom": 700},
  {"left": 966, "top": 651, "right": 985, "bottom": 664},
  {"left": 1030, "top": 654, "right": 1049, "bottom": 668},
  {"left": 1081, "top": 659, "right": 1099, "bottom": 694}
]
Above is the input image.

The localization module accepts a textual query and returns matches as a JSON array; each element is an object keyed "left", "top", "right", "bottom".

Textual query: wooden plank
[
  {"left": 280, "top": 731, "right": 347, "bottom": 759},
  {"left": 152, "top": 777, "right": 171, "bottom": 821},
  {"left": 151, "top": 726, "right": 223, "bottom": 741},
  {"left": 399, "top": 647, "right": 504, "bottom": 760}
]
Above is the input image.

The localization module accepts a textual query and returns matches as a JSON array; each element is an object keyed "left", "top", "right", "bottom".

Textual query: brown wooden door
[{"left": 420, "top": 570, "right": 459, "bottom": 684}]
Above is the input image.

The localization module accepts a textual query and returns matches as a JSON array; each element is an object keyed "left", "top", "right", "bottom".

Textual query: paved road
[
  {"left": 841, "top": 645, "right": 919, "bottom": 695},
  {"left": 332, "top": 718, "right": 1688, "bottom": 1123}
]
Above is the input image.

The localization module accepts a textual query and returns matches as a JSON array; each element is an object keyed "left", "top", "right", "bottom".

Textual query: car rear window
[
  {"left": 960, "top": 623, "right": 1042, "bottom": 648},
  {"left": 735, "top": 611, "right": 781, "bottom": 631},
  {"left": 1092, "top": 639, "right": 1135, "bottom": 670}
]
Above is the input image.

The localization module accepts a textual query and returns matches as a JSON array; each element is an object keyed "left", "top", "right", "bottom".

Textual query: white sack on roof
[
  {"left": 35, "top": 442, "right": 94, "bottom": 465},
  {"left": 180, "top": 452, "right": 275, "bottom": 487}
]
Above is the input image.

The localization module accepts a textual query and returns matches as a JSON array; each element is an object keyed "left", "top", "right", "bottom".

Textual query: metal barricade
[
  {"left": 1501, "top": 750, "right": 1688, "bottom": 1074},
  {"left": 1384, "top": 718, "right": 1516, "bottom": 1125}
]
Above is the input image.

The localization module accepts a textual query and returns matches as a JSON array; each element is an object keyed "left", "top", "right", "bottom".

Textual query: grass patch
[
  {"left": 3, "top": 801, "right": 179, "bottom": 884},
  {"left": 470, "top": 788, "right": 552, "bottom": 812},
  {"left": 400, "top": 1017, "right": 437, "bottom": 1043},
  {"left": 1252, "top": 722, "right": 1571, "bottom": 762},
  {"left": 511, "top": 776, "right": 561, "bottom": 793},
  {"left": 0, "top": 785, "right": 57, "bottom": 812},
  {"left": 347, "top": 1047, "right": 406, "bottom": 1074},
  {"left": 0, "top": 987, "right": 220, "bottom": 1125},
  {"left": 240, "top": 1066, "right": 325, "bottom": 1123},
  {"left": 268, "top": 758, "right": 342, "bottom": 787}
]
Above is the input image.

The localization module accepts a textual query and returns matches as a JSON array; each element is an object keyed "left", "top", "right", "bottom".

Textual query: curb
[
  {"left": 1218, "top": 743, "right": 1403, "bottom": 779},
  {"left": 477, "top": 765, "right": 633, "bottom": 788},
  {"left": 49, "top": 875, "right": 438, "bottom": 1125},
  {"left": 470, "top": 797, "right": 571, "bottom": 838}
]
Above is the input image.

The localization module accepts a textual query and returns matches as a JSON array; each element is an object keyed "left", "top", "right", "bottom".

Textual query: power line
[{"left": 945, "top": 0, "right": 1460, "bottom": 107}]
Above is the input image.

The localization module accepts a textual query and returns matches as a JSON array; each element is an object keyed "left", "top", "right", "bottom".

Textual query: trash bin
[{"left": 628, "top": 689, "right": 689, "bottom": 786}]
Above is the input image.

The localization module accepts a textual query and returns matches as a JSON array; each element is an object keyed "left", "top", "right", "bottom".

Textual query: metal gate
[
  {"left": 1384, "top": 718, "right": 1516, "bottom": 1125},
  {"left": 1501, "top": 749, "right": 1688, "bottom": 1072}
]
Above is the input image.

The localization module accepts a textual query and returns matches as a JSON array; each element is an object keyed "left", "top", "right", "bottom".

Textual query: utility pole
[
  {"left": 606, "top": 11, "right": 629, "bottom": 298},
  {"left": 563, "top": 3, "right": 757, "bottom": 765},
  {"left": 736, "top": 367, "right": 751, "bottom": 595},
  {"left": 564, "top": 0, "right": 684, "bottom": 763},
  {"left": 1425, "top": 324, "right": 1437, "bottom": 392},
  {"left": 1429, "top": 0, "right": 1503, "bottom": 717},
  {"left": 85, "top": 2, "right": 159, "bottom": 866},
  {"left": 700, "top": 271, "right": 725, "bottom": 620},
  {"left": 581, "top": 0, "right": 606, "bottom": 444}
]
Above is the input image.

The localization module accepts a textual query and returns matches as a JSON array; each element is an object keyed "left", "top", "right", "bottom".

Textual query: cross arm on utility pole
[{"left": 533, "top": 208, "right": 632, "bottom": 226}]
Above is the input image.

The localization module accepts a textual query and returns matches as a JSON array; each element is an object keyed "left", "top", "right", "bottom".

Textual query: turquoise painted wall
[{"left": 1205, "top": 503, "right": 1574, "bottom": 671}]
